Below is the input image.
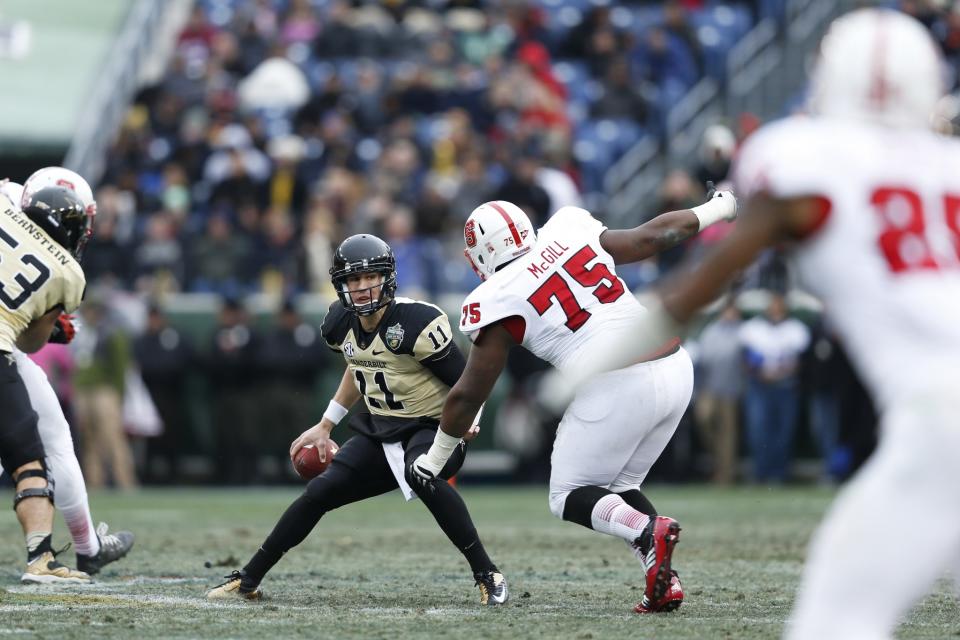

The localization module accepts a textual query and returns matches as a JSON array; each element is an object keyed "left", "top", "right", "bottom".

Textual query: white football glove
[
  {"left": 409, "top": 429, "right": 463, "bottom": 492},
  {"left": 411, "top": 453, "right": 444, "bottom": 485},
  {"left": 692, "top": 181, "right": 738, "bottom": 229}
]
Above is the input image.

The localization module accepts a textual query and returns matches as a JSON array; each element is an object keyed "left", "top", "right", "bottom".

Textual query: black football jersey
[{"left": 321, "top": 297, "right": 457, "bottom": 440}]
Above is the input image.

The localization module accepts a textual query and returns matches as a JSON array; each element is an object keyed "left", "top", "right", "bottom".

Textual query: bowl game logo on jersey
[
  {"left": 343, "top": 342, "right": 354, "bottom": 357},
  {"left": 385, "top": 323, "right": 404, "bottom": 350},
  {"left": 465, "top": 219, "right": 477, "bottom": 248}
]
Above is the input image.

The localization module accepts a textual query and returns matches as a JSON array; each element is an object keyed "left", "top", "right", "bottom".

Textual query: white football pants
[
  {"left": 2, "top": 351, "right": 98, "bottom": 555},
  {"left": 785, "top": 395, "right": 960, "bottom": 640},
  {"left": 548, "top": 347, "right": 693, "bottom": 518}
]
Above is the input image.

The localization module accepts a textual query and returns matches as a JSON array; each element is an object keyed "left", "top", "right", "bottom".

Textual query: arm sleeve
[{"left": 420, "top": 340, "right": 467, "bottom": 388}]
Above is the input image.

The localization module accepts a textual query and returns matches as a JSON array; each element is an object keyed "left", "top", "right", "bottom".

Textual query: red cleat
[
  {"left": 635, "top": 516, "right": 681, "bottom": 612},
  {"left": 634, "top": 570, "right": 683, "bottom": 614}
]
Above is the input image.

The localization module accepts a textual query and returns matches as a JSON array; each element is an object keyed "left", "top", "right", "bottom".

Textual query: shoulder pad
[
  {"left": 386, "top": 298, "right": 446, "bottom": 355},
  {"left": 320, "top": 300, "right": 351, "bottom": 348},
  {"left": 458, "top": 283, "right": 527, "bottom": 343}
]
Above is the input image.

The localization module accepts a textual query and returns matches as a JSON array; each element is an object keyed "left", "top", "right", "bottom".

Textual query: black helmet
[
  {"left": 330, "top": 234, "right": 397, "bottom": 316},
  {"left": 21, "top": 186, "right": 91, "bottom": 259}
]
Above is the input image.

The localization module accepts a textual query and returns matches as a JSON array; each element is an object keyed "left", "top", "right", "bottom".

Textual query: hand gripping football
[{"left": 293, "top": 440, "right": 339, "bottom": 480}]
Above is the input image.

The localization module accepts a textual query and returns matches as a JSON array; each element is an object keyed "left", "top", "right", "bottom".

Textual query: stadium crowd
[{"left": 28, "top": 0, "right": 960, "bottom": 487}]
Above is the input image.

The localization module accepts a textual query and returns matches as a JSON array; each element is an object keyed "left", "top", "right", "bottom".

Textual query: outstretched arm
[
  {"left": 599, "top": 185, "right": 737, "bottom": 264},
  {"left": 438, "top": 323, "right": 514, "bottom": 439},
  {"left": 662, "top": 193, "right": 823, "bottom": 322},
  {"left": 587, "top": 192, "right": 822, "bottom": 376},
  {"left": 411, "top": 322, "right": 515, "bottom": 482}
]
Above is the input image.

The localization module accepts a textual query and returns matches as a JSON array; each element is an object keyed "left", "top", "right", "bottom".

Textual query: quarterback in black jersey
[{"left": 207, "top": 234, "right": 507, "bottom": 605}]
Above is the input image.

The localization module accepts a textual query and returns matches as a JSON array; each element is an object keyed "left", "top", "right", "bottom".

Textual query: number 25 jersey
[
  {"left": 733, "top": 116, "right": 960, "bottom": 408},
  {"left": 0, "top": 194, "right": 85, "bottom": 352},
  {"left": 458, "top": 206, "right": 648, "bottom": 374}
]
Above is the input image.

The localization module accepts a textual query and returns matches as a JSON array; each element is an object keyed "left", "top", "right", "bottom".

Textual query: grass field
[{"left": 0, "top": 486, "right": 957, "bottom": 639}]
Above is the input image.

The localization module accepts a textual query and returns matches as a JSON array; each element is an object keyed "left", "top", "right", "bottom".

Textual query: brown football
[{"left": 293, "top": 440, "right": 339, "bottom": 480}]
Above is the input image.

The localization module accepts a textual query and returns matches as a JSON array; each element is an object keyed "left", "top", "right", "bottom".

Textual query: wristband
[
  {"left": 690, "top": 192, "right": 736, "bottom": 230},
  {"left": 322, "top": 400, "right": 349, "bottom": 425},
  {"left": 423, "top": 430, "right": 462, "bottom": 471}
]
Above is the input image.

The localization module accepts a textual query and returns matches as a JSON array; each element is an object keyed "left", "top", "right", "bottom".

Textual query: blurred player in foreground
[
  {"left": 554, "top": 8, "right": 960, "bottom": 638},
  {"left": 412, "top": 186, "right": 737, "bottom": 613},
  {"left": 207, "top": 234, "right": 506, "bottom": 605},
  {"left": 0, "top": 170, "right": 134, "bottom": 577}
]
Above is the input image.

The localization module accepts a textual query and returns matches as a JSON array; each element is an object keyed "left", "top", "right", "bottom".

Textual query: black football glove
[
  {"left": 48, "top": 313, "right": 77, "bottom": 345},
  {"left": 705, "top": 180, "right": 716, "bottom": 200}
]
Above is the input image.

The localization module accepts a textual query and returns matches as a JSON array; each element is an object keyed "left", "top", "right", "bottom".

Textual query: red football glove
[{"left": 48, "top": 313, "right": 77, "bottom": 344}]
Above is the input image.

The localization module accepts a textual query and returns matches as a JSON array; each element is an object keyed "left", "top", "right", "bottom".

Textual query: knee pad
[{"left": 12, "top": 463, "right": 55, "bottom": 511}]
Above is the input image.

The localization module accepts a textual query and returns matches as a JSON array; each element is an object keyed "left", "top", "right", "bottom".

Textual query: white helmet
[
  {"left": 810, "top": 8, "right": 944, "bottom": 128},
  {"left": 0, "top": 180, "right": 24, "bottom": 207},
  {"left": 23, "top": 167, "right": 96, "bottom": 216},
  {"left": 463, "top": 200, "right": 537, "bottom": 281},
  {"left": 22, "top": 167, "right": 96, "bottom": 258}
]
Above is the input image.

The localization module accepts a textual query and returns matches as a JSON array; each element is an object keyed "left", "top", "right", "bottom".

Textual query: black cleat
[
  {"left": 474, "top": 570, "right": 509, "bottom": 606},
  {"left": 76, "top": 523, "right": 134, "bottom": 576}
]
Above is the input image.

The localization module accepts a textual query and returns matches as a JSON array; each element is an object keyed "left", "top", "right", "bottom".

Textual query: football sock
[
  {"left": 413, "top": 477, "right": 497, "bottom": 574},
  {"left": 616, "top": 489, "right": 657, "bottom": 517},
  {"left": 562, "top": 485, "right": 651, "bottom": 544},
  {"left": 590, "top": 494, "right": 651, "bottom": 543},
  {"left": 243, "top": 493, "right": 325, "bottom": 585},
  {"left": 50, "top": 451, "right": 100, "bottom": 556},
  {"left": 26, "top": 532, "right": 52, "bottom": 562}
]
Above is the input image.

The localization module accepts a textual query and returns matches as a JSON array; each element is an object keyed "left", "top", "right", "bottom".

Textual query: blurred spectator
[
  {"left": 450, "top": 150, "right": 495, "bottom": 219},
  {"left": 527, "top": 135, "right": 583, "bottom": 214},
  {"left": 560, "top": 7, "right": 630, "bottom": 78},
  {"left": 237, "top": 52, "right": 310, "bottom": 111},
  {"left": 312, "top": 1, "right": 359, "bottom": 58},
  {"left": 280, "top": 0, "right": 320, "bottom": 45},
  {"left": 71, "top": 296, "right": 138, "bottom": 489},
  {"left": 206, "top": 299, "right": 262, "bottom": 484},
  {"left": 591, "top": 56, "right": 649, "bottom": 123},
  {"left": 384, "top": 207, "right": 445, "bottom": 299},
  {"left": 188, "top": 213, "right": 252, "bottom": 297},
  {"left": 634, "top": 26, "right": 699, "bottom": 94},
  {"left": 262, "top": 135, "right": 309, "bottom": 218},
  {"left": 134, "top": 306, "right": 195, "bottom": 484},
  {"left": 301, "top": 201, "right": 336, "bottom": 294},
  {"left": 133, "top": 212, "right": 185, "bottom": 294},
  {"left": 693, "top": 299, "right": 744, "bottom": 485},
  {"left": 494, "top": 145, "right": 552, "bottom": 227},
  {"left": 82, "top": 206, "right": 132, "bottom": 288},
  {"left": 255, "top": 301, "right": 328, "bottom": 476},
  {"left": 29, "top": 345, "right": 78, "bottom": 459},
  {"left": 739, "top": 292, "right": 810, "bottom": 484},
  {"left": 695, "top": 124, "right": 737, "bottom": 187},
  {"left": 179, "top": 5, "right": 218, "bottom": 51},
  {"left": 801, "top": 314, "right": 844, "bottom": 483},
  {"left": 664, "top": 0, "right": 705, "bottom": 75},
  {"left": 252, "top": 208, "right": 304, "bottom": 295}
]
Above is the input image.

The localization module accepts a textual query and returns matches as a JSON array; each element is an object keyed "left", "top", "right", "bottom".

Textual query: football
[{"left": 293, "top": 440, "right": 339, "bottom": 480}]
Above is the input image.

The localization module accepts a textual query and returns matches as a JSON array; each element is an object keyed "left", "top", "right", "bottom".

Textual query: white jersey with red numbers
[
  {"left": 458, "top": 206, "right": 654, "bottom": 374},
  {"left": 734, "top": 115, "right": 960, "bottom": 410}
]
